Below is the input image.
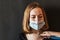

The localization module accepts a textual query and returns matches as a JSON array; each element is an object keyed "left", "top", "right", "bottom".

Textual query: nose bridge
[{"left": 35, "top": 16, "right": 39, "bottom": 23}]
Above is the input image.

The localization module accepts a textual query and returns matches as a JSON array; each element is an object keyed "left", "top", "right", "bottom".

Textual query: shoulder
[{"left": 17, "top": 32, "right": 27, "bottom": 40}]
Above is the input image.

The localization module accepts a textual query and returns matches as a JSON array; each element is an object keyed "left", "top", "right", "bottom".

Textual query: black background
[{"left": 0, "top": 0, "right": 60, "bottom": 40}]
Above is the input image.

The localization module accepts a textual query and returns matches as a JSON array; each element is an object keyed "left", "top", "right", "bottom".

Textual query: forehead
[{"left": 30, "top": 7, "right": 43, "bottom": 15}]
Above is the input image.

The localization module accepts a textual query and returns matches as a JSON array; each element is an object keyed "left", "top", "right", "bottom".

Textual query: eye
[
  {"left": 31, "top": 16, "right": 35, "bottom": 18},
  {"left": 30, "top": 15, "right": 36, "bottom": 19},
  {"left": 38, "top": 16, "right": 43, "bottom": 18}
]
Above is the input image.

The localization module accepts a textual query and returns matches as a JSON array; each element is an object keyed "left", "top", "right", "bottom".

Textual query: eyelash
[
  {"left": 31, "top": 16, "right": 42, "bottom": 18},
  {"left": 39, "top": 16, "right": 42, "bottom": 18}
]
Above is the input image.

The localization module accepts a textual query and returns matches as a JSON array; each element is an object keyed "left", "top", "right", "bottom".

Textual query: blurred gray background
[{"left": 0, "top": 0, "right": 60, "bottom": 40}]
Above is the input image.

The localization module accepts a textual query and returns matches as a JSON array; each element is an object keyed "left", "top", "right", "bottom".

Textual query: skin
[
  {"left": 29, "top": 7, "right": 45, "bottom": 33},
  {"left": 27, "top": 7, "right": 60, "bottom": 39},
  {"left": 40, "top": 31, "right": 60, "bottom": 38},
  {"left": 30, "top": 7, "right": 44, "bottom": 24},
  {"left": 26, "top": 7, "right": 45, "bottom": 40}
]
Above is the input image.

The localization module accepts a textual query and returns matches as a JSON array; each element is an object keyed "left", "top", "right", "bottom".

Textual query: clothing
[
  {"left": 50, "top": 36, "right": 60, "bottom": 40},
  {"left": 18, "top": 33, "right": 27, "bottom": 40},
  {"left": 18, "top": 32, "right": 60, "bottom": 40}
]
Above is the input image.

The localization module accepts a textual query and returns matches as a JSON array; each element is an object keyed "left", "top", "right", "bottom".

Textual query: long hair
[{"left": 22, "top": 2, "right": 49, "bottom": 33}]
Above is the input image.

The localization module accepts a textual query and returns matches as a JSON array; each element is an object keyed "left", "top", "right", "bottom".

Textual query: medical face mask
[{"left": 29, "top": 21, "right": 45, "bottom": 30}]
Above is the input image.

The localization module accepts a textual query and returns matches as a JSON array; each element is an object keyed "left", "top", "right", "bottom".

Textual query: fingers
[{"left": 40, "top": 31, "right": 51, "bottom": 38}]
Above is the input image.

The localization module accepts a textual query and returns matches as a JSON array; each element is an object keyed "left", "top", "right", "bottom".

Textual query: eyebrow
[
  {"left": 30, "top": 13, "right": 43, "bottom": 16},
  {"left": 39, "top": 14, "right": 43, "bottom": 15},
  {"left": 30, "top": 15, "right": 35, "bottom": 17}
]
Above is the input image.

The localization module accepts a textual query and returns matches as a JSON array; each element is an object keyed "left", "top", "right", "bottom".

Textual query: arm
[
  {"left": 49, "top": 31, "right": 60, "bottom": 37},
  {"left": 40, "top": 31, "right": 60, "bottom": 38}
]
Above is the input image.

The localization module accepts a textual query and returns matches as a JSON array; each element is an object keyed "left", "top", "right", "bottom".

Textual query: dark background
[{"left": 0, "top": 0, "right": 60, "bottom": 40}]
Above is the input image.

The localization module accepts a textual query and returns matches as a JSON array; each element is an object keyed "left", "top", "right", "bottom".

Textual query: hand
[{"left": 40, "top": 31, "right": 51, "bottom": 38}]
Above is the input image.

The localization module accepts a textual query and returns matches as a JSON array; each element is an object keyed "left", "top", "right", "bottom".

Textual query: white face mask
[{"left": 29, "top": 21, "right": 45, "bottom": 30}]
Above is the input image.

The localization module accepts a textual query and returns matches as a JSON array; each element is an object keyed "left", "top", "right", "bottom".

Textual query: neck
[
  {"left": 31, "top": 29, "right": 43, "bottom": 34},
  {"left": 26, "top": 30, "right": 44, "bottom": 40}
]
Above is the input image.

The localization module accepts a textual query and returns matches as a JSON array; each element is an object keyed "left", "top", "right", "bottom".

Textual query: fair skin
[
  {"left": 26, "top": 7, "right": 45, "bottom": 40},
  {"left": 30, "top": 7, "right": 44, "bottom": 33},
  {"left": 26, "top": 7, "right": 60, "bottom": 40},
  {"left": 40, "top": 31, "right": 60, "bottom": 38}
]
